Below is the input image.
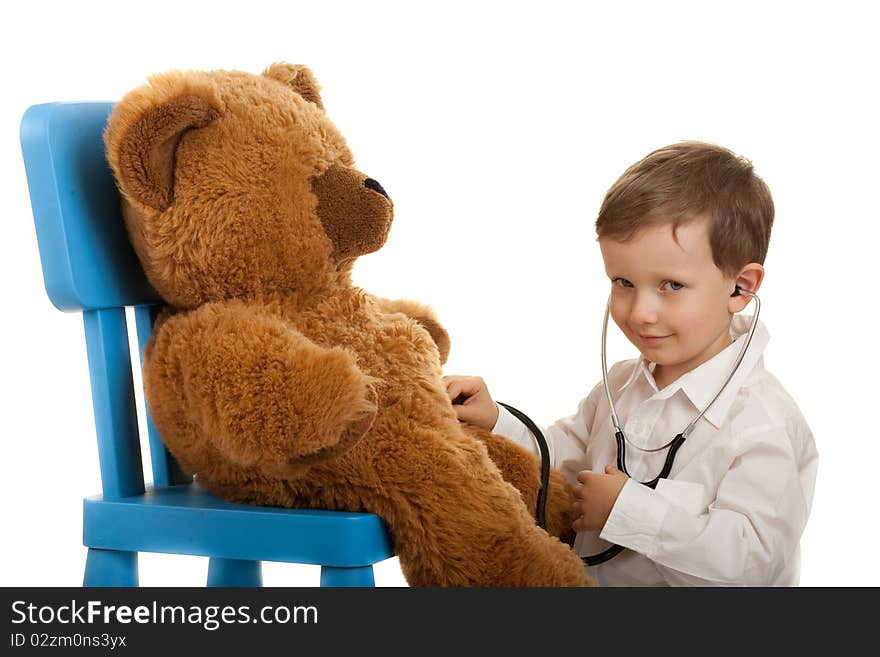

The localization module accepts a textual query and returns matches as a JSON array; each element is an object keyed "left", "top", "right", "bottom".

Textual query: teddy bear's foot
[
  {"left": 397, "top": 520, "right": 594, "bottom": 587},
  {"left": 383, "top": 435, "right": 594, "bottom": 587}
]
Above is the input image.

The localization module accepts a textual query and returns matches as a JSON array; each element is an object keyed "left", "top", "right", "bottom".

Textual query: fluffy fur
[{"left": 104, "top": 64, "right": 593, "bottom": 587}]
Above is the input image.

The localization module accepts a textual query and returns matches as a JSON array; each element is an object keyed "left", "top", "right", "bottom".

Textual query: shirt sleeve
[
  {"left": 599, "top": 423, "right": 818, "bottom": 586},
  {"left": 491, "top": 380, "right": 605, "bottom": 485}
]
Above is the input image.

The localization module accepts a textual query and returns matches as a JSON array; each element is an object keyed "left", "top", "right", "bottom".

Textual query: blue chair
[{"left": 21, "top": 102, "right": 395, "bottom": 587}]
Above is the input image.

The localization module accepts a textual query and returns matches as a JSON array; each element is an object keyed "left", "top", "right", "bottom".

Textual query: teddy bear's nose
[{"left": 364, "top": 178, "right": 389, "bottom": 199}]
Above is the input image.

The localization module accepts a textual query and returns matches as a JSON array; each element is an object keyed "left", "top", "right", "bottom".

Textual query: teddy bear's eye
[{"left": 364, "top": 178, "right": 389, "bottom": 199}]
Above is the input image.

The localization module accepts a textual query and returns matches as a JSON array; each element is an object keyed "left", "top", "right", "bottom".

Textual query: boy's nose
[{"left": 629, "top": 293, "right": 660, "bottom": 324}]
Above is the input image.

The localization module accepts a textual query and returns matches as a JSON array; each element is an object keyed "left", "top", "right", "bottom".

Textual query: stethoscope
[{"left": 500, "top": 285, "right": 761, "bottom": 567}]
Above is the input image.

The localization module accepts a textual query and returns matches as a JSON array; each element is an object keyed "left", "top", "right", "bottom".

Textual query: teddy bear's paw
[
  {"left": 333, "top": 383, "right": 378, "bottom": 453},
  {"left": 414, "top": 317, "right": 450, "bottom": 364},
  {"left": 271, "top": 381, "right": 378, "bottom": 472},
  {"left": 374, "top": 297, "right": 451, "bottom": 364}
]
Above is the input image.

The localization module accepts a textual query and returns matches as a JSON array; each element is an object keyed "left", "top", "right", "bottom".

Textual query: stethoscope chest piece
[{"left": 614, "top": 430, "right": 686, "bottom": 488}]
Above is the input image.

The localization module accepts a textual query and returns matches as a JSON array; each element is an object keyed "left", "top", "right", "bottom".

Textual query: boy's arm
[
  {"left": 492, "top": 378, "right": 605, "bottom": 486},
  {"left": 599, "top": 423, "right": 818, "bottom": 586}
]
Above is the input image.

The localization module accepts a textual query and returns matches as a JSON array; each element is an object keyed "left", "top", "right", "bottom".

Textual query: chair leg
[
  {"left": 83, "top": 548, "right": 138, "bottom": 586},
  {"left": 320, "top": 565, "right": 375, "bottom": 587},
  {"left": 207, "top": 558, "right": 263, "bottom": 587}
]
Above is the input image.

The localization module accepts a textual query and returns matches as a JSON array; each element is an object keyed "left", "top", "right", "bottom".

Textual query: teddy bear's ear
[
  {"left": 262, "top": 63, "right": 324, "bottom": 110},
  {"left": 107, "top": 95, "right": 220, "bottom": 211}
]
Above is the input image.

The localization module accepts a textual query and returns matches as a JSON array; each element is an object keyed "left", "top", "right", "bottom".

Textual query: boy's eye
[
  {"left": 612, "top": 277, "right": 634, "bottom": 288},
  {"left": 662, "top": 280, "right": 684, "bottom": 291}
]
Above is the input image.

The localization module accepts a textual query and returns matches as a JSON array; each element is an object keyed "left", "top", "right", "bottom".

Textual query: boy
[{"left": 444, "top": 141, "right": 818, "bottom": 586}]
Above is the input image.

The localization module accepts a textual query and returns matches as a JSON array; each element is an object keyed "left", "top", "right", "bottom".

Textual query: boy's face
[{"left": 599, "top": 218, "right": 739, "bottom": 385}]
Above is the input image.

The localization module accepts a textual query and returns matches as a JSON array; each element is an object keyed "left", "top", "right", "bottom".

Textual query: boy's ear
[
  {"left": 106, "top": 92, "right": 221, "bottom": 211},
  {"left": 262, "top": 63, "right": 324, "bottom": 110},
  {"left": 728, "top": 263, "right": 765, "bottom": 313}
]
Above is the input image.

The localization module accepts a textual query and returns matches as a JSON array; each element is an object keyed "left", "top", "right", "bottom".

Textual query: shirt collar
[
  {"left": 618, "top": 315, "right": 770, "bottom": 429},
  {"left": 617, "top": 357, "right": 652, "bottom": 394}
]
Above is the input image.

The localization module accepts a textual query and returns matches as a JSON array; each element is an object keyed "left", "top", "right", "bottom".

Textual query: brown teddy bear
[{"left": 103, "top": 63, "right": 593, "bottom": 587}]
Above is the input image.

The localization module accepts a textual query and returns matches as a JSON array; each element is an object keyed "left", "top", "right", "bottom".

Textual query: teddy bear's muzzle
[{"left": 312, "top": 164, "right": 394, "bottom": 261}]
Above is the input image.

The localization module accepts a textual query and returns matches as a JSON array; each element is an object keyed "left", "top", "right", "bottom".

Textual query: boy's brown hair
[{"left": 595, "top": 141, "right": 774, "bottom": 277}]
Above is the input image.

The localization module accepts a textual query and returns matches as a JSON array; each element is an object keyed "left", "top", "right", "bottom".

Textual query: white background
[{"left": 1, "top": 0, "right": 877, "bottom": 587}]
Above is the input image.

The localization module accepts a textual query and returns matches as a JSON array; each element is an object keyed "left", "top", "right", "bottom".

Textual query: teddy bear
[{"left": 103, "top": 63, "right": 593, "bottom": 587}]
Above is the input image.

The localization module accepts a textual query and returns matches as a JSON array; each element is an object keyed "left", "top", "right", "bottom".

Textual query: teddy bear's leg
[
  {"left": 460, "top": 424, "right": 578, "bottom": 545},
  {"left": 374, "top": 431, "right": 593, "bottom": 587},
  {"left": 144, "top": 301, "right": 377, "bottom": 475}
]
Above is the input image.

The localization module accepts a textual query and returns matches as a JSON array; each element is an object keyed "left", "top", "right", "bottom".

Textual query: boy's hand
[
  {"left": 442, "top": 375, "right": 499, "bottom": 430},
  {"left": 572, "top": 465, "right": 629, "bottom": 532}
]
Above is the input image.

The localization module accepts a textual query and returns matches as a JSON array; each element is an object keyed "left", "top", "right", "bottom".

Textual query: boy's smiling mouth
[{"left": 638, "top": 333, "right": 672, "bottom": 345}]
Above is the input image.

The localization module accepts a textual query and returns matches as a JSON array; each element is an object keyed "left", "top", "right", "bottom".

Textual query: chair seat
[{"left": 83, "top": 483, "right": 394, "bottom": 567}]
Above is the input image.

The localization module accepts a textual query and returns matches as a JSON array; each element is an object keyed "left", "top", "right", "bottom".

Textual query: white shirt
[{"left": 493, "top": 315, "right": 818, "bottom": 586}]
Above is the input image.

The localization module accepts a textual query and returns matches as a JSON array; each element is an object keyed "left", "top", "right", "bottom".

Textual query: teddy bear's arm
[
  {"left": 373, "top": 297, "right": 450, "bottom": 364},
  {"left": 143, "top": 301, "right": 377, "bottom": 474},
  {"left": 460, "top": 423, "right": 579, "bottom": 545}
]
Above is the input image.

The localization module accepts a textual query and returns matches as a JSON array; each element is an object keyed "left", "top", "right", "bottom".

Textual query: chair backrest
[{"left": 21, "top": 102, "right": 188, "bottom": 497}]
